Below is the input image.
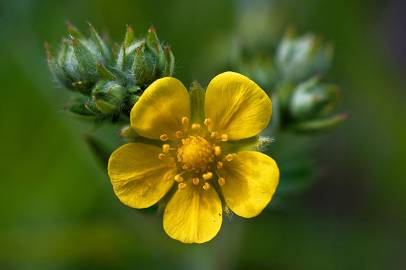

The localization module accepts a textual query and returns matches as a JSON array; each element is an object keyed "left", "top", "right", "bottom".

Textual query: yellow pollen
[
  {"left": 204, "top": 118, "right": 211, "bottom": 127},
  {"left": 221, "top": 134, "right": 228, "bottom": 142},
  {"left": 181, "top": 116, "right": 189, "bottom": 128},
  {"left": 191, "top": 123, "right": 201, "bottom": 131},
  {"left": 159, "top": 134, "right": 168, "bottom": 141},
  {"left": 174, "top": 174, "right": 184, "bottom": 182},
  {"left": 177, "top": 136, "right": 213, "bottom": 171},
  {"left": 192, "top": 177, "right": 200, "bottom": 185},
  {"left": 202, "top": 182, "right": 211, "bottom": 191},
  {"left": 162, "top": 144, "right": 170, "bottom": 153},
  {"left": 202, "top": 172, "right": 213, "bottom": 180},
  {"left": 218, "top": 177, "right": 226, "bottom": 186},
  {"left": 210, "top": 132, "right": 218, "bottom": 139},
  {"left": 224, "top": 154, "right": 234, "bottom": 162},
  {"left": 214, "top": 146, "right": 221, "bottom": 156},
  {"left": 158, "top": 153, "right": 166, "bottom": 160},
  {"left": 217, "top": 161, "right": 223, "bottom": 169},
  {"left": 178, "top": 182, "right": 187, "bottom": 189},
  {"left": 175, "top": 130, "right": 183, "bottom": 139}
]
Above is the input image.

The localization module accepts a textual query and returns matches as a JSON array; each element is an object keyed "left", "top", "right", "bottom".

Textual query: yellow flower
[{"left": 108, "top": 71, "right": 280, "bottom": 243}]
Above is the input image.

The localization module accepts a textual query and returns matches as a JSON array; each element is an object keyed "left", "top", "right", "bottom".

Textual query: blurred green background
[{"left": 1, "top": 0, "right": 406, "bottom": 269}]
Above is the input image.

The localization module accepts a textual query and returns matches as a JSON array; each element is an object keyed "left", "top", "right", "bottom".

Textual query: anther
[
  {"left": 214, "top": 146, "right": 222, "bottom": 156},
  {"left": 221, "top": 134, "right": 228, "bottom": 142},
  {"left": 210, "top": 132, "right": 218, "bottom": 139},
  {"left": 202, "top": 182, "right": 211, "bottom": 191},
  {"left": 218, "top": 177, "right": 226, "bottom": 186},
  {"left": 174, "top": 174, "right": 184, "bottom": 183},
  {"left": 217, "top": 161, "right": 223, "bottom": 169},
  {"left": 181, "top": 117, "right": 189, "bottom": 128},
  {"left": 175, "top": 130, "right": 183, "bottom": 139},
  {"left": 159, "top": 134, "right": 169, "bottom": 141},
  {"left": 158, "top": 153, "right": 166, "bottom": 160},
  {"left": 192, "top": 177, "right": 200, "bottom": 185},
  {"left": 178, "top": 182, "right": 187, "bottom": 190},
  {"left": 202, "top": 172, "right": 213, "bottom": 180},
  {"left": 191, "top": 123, "right": 201, "bottom": 131},
  {"left": 162, "top": 144, "right": 170, "bottom": 153},
  {"left": 204, "top": 118, "right": 212, "bottom": 127},
  {"left": 224, "top": 154, "right": 234, "bottom": 162}
]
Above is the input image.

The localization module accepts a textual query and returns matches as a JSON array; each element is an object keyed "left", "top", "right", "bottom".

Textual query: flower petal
[
  {"left": 131, "top": 77, "right": 191, "bottom": 140},
  {"left": 204, "top": 72, "right": 272, "bottom": 140},
  {"left": 163, "top": 183, "right": 222, "bottom": 243},
  {"left": 108, "top": 143, "right": 176, "bottom": 208},
  {"left": 219, "top": 151, "right": 279, "bottom": 218}
]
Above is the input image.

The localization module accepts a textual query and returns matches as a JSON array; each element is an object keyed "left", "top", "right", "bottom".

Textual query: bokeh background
[{"left": 1, "top": 0, "right": 406, "bottom": 269}]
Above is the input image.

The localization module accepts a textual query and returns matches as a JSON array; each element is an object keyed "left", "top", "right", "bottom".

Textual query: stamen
[
  {"left": 181, "top": 116, "right": 189, "bottom": 128},
  {"left": 174, "top": 174, "right": 184, "bottom": 183},
  {"left": 178, "top": 182, "right": 187, "bottom": 189},
  {"left": 175, "top": 130, "right": 183, "bottom": 139},
  {"left": 158, "top": 153, "right": 166, "bottom": 160},
  {"left": 214, "top": 146, "right": 221, "bottom": 156},
  {"left": 159, "top": 134, "right": 169, "bottom": 141},
  {"left": 224, "top": 154, "right": 234, "bottom": 162},
  {"left": 162, "top": 144, "right": 170, "bottom": 153},
  {"left": 202, "top": 172, "right": 213, "bottom": 180},
  {"left": 218, "top": 177, "right": 226, "bottom": 186},
  {"left": 202, "top": 182, "right": 211, "bottom": 191},
  {"left": 204, "top": 118, "right": 212, "bottom": 127},
  {"left": 210, "top": 132, "right": 218, "bottom": 139},
  {"left": 221, "top": 134, "right": 228, "bottom": 142},
  {"left": 192, "top": 177, "right": 200, "bottom": 185},
  {"left": 191, "top": 123, "right": 201, "bottom": 131},
  {"left": 217, "top": 161, "right": 223, "bottom": 169}
]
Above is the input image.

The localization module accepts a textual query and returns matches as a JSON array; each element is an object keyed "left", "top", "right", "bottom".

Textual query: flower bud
[
  {"left": 92, "top": 81, "right": 125, "bottom": 114},
  {"left": 132, "top": 45, "right": 158, "bottom": 86},
  {"left": 47, "top": 23, "right": 176, "bottom": 122},
  {"left": 276, "top": 29, "right": 333, "bottom": 82},
  {"left": 289, "top": 77, "right": 340, "bottom": 120},
  {"left": 116, "top": 26, "right": 175, "bottom": 88},
  {"left": 46, "top": 23, "right": 111, "bottom": 95}
]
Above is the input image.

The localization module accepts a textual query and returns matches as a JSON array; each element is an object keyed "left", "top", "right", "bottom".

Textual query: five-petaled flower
[{"left": 108, "top": 71, "right": 280, "bottom": 243}]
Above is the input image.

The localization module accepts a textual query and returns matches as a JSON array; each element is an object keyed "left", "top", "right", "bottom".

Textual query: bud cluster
[
  {"left": 235, "top": 28, "right": 346, "bottom": 133},
  {"left": 46, "top": 23, "right": 175, "bottom": 121}
]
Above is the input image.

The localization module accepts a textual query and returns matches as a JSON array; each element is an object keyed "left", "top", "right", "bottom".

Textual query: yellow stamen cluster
[
  {"left": 178, "top": 136, "right": 213, "bottom": 171},
  {"left": 158, "top": 117, "right": 232, "bottom": 191}
]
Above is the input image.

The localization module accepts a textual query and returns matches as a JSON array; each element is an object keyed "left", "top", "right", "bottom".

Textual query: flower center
[
  {"left": 158, "top": 116, "right": 234, "bottom": 191},
  {"left": 177, "top": 136, "right": 213, "bottom": 172}
]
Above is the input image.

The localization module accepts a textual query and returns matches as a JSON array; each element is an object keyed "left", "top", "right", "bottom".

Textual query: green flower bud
[
  {"left": 276, "top": 29, "right": 333, "bottom": 82},
  {"left": 92, "top": 81, "right": 125, "bottom": 114},
  {"left": 47, "top": 23, "right": 176, "bottom": 123},
  {"left": 132, "top": 44, "right": 158, "bottom": 86},
  {"left": 116, "top": 26, "right": 175, "bottom": 88},
  {"left": 46, "top": 22, "right": 112, "bottom": 95},
  {"left": 289, "top": 77, "right": 340, "bottom": 120}
]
